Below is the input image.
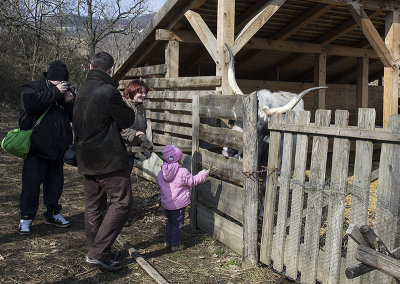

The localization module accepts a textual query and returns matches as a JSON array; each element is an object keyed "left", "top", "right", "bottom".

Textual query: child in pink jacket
[{"left": 157, "top": 145, "right": 209, "bottom": 251}]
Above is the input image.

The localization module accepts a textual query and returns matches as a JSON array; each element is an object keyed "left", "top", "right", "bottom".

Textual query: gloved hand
[{"left": 138, "top": 134, "right": 153, "bottom": 150}]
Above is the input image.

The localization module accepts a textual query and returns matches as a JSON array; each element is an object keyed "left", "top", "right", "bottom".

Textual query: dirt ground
[{"left": 0, "top": 103, "right": 287, "bottom": 284}]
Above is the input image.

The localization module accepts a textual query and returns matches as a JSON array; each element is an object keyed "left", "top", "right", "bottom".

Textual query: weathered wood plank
[
  {"left": 197, "top": 176, "right": 243, "bottom": 223},
  {"left": 146, "top": 111, "right": 192, "bottom": 125},
  {"left": 324, "top": 110, "right": 350, "bottom": 284},
  {"left": 191, "top": 95, "right": 200, "bottom": 228},
  {"left": 260, "top": 113, "right": 282, "bottom": 265},
  {"left": 345, "top": 108, "right": 376, "bottom": 284},
  {"left": 242, "top": 93, "right": 259, "bottom": 267},
  {"left": 196, "top": 204, "right": 243, "bottom": 255},
  {"left": 124, "top": 64, "right": 167, "bottom": 78},
  {"left": 151, "top": 122, "right": 192, "bottom": 137},
  {"left": 146, "top": 90, "right": 220, "bottom": 100},
  {"left": 272, "top": 111, "right": 295, "bottom": 272},
  {"left": 199, "top": 94, "right": 245, "bottom": 120},
  {"left": 199, "top": 124, "right": 243, "bottom": 150},
  {"left": 302, "top": 109, "right": 331, "bottom": 284},
  {"left": 152, "top": 133, "right": 191, "bottom": 147},
  {"left": 285, "top": 111, "right": 311, "bottom": 279},
  {"left": 145, "top": 101, "right": 193, "bottom": 112},
  {"left": 372, "top": 114, "right": 400, "bottom": 283},
  {"left": 197, "top": 148, "right": 243, "bottom": 186},
  {"left": 267, "top": 123, "right": 400, "bottom": 143},
  {"left": 119, "top": 76, "right": 221, "bottom": 89}
]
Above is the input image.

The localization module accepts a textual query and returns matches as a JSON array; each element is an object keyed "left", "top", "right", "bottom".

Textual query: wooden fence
[{"left": 191, "top": 91, "right": 400, "bottom": 283}]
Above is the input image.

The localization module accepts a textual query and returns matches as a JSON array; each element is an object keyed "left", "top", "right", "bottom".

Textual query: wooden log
[
  {"left": 359, "top": 225, "right": 379, "bottom": 250},
  {"left": 242, "top": 92, "right": 259, "bottom": 267},
  {"left": 346, "top": 223, "right": 369, "bottom": 247},
  {"left": 129, "top": 146, "right": 192, "bottom": 153},
  {"left": 355, "top": 246, "right": 400, "bottom": 280},
  {"left": 116, "top": 235, "right": 169, "bottom": 284},
  {"left": 119, "top": 76, "right": 221, "bottom": 89},
  {"left": 190, "top": 95, "right": 200, "bottom": 228},
  {"left": 199, "top": 123, "right": 243, "bottom": 150},
  {"left": 199, "top": 94, "right": 245, "bottom": 120}
]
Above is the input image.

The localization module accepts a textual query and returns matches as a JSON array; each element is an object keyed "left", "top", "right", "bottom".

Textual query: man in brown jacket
[{"left": 72, "top": 52, "right": 135, "bottom": 271}]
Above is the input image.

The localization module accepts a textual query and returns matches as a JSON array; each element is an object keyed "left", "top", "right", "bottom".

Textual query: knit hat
[
  {"left": 162, "top": 145, "right": 182, "bottom": 164},
  {"left": 47, "top": 60, "right": 69, "bottom": 81}
]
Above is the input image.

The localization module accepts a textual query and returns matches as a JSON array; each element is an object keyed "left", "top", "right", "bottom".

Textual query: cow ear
[{"left": 258, "top": 107, "right": 270, "bottom": 122}]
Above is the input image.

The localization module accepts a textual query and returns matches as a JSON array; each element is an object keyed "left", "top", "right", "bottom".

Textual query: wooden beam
[
  {"left": 272, "top": 3, "right": 333, "bottom": 41},
  {"left": 184, "top": 10, "right": 220, "bottom": 67},
  {"left": 165, "top": 41, "right": 179, "bottom": 78},
  {"left": 217, "top": 0, "right": 235, "bottom": 95},
  {"left": 383, "top": 11, "right": 400, "bottom": 128},
  {"left": 235, "top": 0, "right": 269, "bottom": 32},
  {"left": 357, "top": 56, "right": 369, "bottom": 108},
  {"left": 119, "top": 76, "right": 221, "bottom": 89},
  {"left": 316, "top": 0, "right": 400, "bottom": 11},
  {"left": 233, "top": 0, "right": 286, "bottom": 55},
  {"left": 124, "top": 64, "right": 167, "bottom": 78},
  {"left": 314, "top": 53, "right": 327, "bottom": 110},
  {"left": 348, "top": 3, "right": 395, "bottom": 67}
]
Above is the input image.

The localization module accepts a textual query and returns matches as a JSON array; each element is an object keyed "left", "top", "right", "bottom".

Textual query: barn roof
[{"left": 113, "top": 0, "right": 400, "bottom": 85}]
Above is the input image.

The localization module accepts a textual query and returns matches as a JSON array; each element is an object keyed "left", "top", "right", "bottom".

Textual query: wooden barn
[{"left": 112, "top": 0, "right": 400, "bottom": 283}]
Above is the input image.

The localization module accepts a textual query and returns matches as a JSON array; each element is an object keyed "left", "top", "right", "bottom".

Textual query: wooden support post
[
  {"left": 356, "top": 56, "right": 369, "bottom": 108},
  {"left": 383, "top": 11, "right": 400, "bottom": 128},
  {"left": 165, "top": 41, "right": 179, "bottom": 78},
  {"left": 313, "top": 53, "right": 326, "bottom": 112},
  {"left": 190, "top": 95, "right": 200, "bottom": 228},
  {"left": 216, "top": 0, "right": 234, "bottom": 95},
  {"left": 242, "top": 92, "right": 259, "bottom": 267}
]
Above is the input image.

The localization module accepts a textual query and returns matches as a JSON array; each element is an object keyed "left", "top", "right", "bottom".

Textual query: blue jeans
[
  {"left": 165, "top": 207, "right": 186, "bottom": 247},
  {"left": 127, "top": 155, "right": 135, "bottom": 175}
]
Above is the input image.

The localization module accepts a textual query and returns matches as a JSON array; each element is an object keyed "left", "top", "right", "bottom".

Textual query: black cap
[{"left": 47, "top": 60, "right": 69, "bottom": 81}]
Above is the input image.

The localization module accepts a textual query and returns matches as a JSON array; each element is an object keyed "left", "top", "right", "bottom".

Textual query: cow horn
[
  {"left": 225, "top": 44, "right": 244, "bottom": 95},
  {"left": 263, "top": 86, "right": 328, "bottom": 115}
]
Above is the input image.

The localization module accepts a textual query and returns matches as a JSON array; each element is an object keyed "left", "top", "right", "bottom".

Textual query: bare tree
[{"left": 75, "top": 0, "right": 148, "bottom": 61}]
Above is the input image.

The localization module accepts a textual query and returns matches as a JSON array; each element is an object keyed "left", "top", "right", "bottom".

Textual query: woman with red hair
[{"left": 121, "top": 80, "right": 153, "bottom": 174}]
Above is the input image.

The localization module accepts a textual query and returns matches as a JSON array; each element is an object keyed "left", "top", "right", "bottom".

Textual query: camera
[{"left": 64, "top": 81, "right": 77, "bottom": 95}]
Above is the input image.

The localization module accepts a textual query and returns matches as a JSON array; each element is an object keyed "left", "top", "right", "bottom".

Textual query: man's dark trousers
[
  {"left": 20, "top": 154, "right": 63, "bottom": 219},
  {"left": 84, "top": 167, "right": 133, "bottom": 261}
]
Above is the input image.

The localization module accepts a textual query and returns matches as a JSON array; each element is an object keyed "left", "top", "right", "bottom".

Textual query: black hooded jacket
[
  {"left": 72, "top": 69, "right": 135, "bottom": 175},
  {"left": 18, "top": 73, "right": 73, "bottom": 160}
]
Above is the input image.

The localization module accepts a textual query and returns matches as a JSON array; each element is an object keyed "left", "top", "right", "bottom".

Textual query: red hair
[{"left": 123, "top": 80, "right": 149, "bottom": 99}]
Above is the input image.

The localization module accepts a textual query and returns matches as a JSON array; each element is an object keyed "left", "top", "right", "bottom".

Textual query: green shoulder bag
[{"left": 1, "top": 107, "right": 50, "bottom": 159}]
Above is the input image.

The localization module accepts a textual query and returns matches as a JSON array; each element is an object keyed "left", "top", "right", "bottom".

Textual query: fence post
[
  {"left": 242, "top": 92, "right": 259, "bottom": 267},
  {"left": 190, "top": 95, "right": 200, "bottom": 228}
]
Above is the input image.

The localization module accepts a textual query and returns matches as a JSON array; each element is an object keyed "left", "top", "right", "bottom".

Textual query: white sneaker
[
  {"left": 18, "top": 219, "right": 33, "bottom": 235},
  {"left": 45, "top": 213, "right": 71, "bottom": 228}
]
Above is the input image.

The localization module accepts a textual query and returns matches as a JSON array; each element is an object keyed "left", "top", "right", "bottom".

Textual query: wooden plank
[
  {"left": 383, "top": 11, "right": 400, "bottom": 128},
  {"left": 348, "top": 3, "right": 395, "bottom": 67},
  {"left": 357, "top": 57, "right": 369, "bottom": 108},
  {"left": 242, "top": 93, "right": 259, "bottom": 267},
  {"left": 285, "top": 111, "right": 311, "bottom": 280},
  {"left": 199, "top": 123, "right": 243, "bottom": 151},
  {"left": 124, "top": 64, "right": 167, "bottom": 78},
  {"left": 191, "top": 95, "right": 200, "bottom": 228},
  {"left": 146, "top": 90, "right": 220, "bottom": 100},
  {"left": 314, "top": 53, "right": 327, "bottom": 110},
  {"left": 372, "top": 115, "right": 400, "bottom": 283},
  {"left": 233, "top": 0, "right": 286, "bottom": 55},
  {"left": 345, "top": 108, "right": 376, "bottom": 284},
  {"left": 301, "top": 109, "right": 331, "bottom": 284},
  {"left": 315, "top": 0, "right": 400, "bottom": 11},
  {"left": 119, "top": 76, "right": 221, "bottom": 89},
  {"left": 184, "top": 10, "right": 219, "bottom": 67},
  {"left": 267, "top": 123, "right": 400, "bottom": 143},
  {"left": 165, "top": 40, "right": 179, "bottom": 78},
  {"left": 346, "top": 223, "right": 370, "bottom": 247},
  {"left": 146, "top": 111, "right": 192, "bottom": 125},
  {"left": 151, "top": 122, "right": 192, "bottom": 137},
  {"left": 324, "top": 110, "right": 350, "bottom": 284},
  {"left": 152, "top": 133, "right": 191, "bottom": 147},
  {"left": 272, "top": 111, "right": 295, "bottom": 272},
  {"left": 199, "top": 94, "right": 244, "bottom": 120},
  {"left": 197, "top": 176, "right": 243, "bottom": 223},
  {"left": 196, "top": 204, "right": 243, "bottom": 255},
  {"left": 260, "top": 113, "right": 282, "bottom": 265},
  {"left": 198, "top": 148, "right": 243, "bottom": 186},
  {"left": 145, "top": 101, "right": 193, "bottom": 112}
]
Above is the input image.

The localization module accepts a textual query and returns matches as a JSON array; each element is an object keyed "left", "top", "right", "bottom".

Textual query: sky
[{"left": 147, "top": 0, "right": 167, "bottom": 13}]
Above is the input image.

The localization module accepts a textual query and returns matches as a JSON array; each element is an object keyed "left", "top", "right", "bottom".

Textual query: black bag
[{"left": 64, "top": 144, "right": 77, "bottom": 166}]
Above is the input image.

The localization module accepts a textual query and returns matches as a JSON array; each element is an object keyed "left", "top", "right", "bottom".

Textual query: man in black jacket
[
  {"left": 18, "top": 60, "right": 74, "bottom": 235},
  {"left": 73, "top": 52, "right": 135, "bottom": 271}
]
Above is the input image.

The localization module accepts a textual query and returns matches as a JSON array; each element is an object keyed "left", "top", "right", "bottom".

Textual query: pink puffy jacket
[{"left": 157, "top": 162, "right": 209, "bottom": 210}]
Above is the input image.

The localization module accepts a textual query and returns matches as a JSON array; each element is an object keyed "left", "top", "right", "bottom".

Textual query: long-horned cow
[{"left": 223, "top": 44, "right": 327, "bottom": 169}]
